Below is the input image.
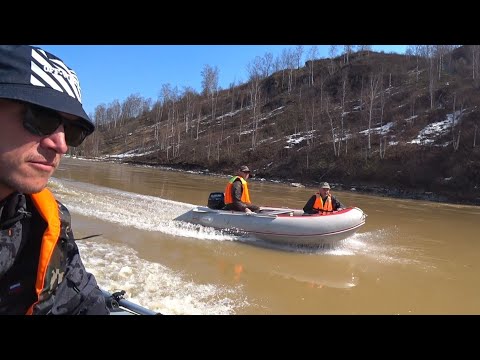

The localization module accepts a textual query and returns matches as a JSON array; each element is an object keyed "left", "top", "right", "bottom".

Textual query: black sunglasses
[{"left": 22, "top": 102, "right": 89, "bottom": 147}]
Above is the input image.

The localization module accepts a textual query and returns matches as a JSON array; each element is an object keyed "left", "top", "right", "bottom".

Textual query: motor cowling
[{"left": 207, "top": 192, "right": 225, "bottom": 209}]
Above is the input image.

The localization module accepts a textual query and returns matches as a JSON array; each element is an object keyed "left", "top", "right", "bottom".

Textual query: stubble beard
[
  {"left": 0, "top": 160, "right": 51, "bottom": 197},
  {"left": 0, "top": 173, "right": 48, "bottom": 196}
]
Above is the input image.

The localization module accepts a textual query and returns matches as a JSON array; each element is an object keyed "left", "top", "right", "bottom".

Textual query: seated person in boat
[
  {"left": 223, "top": 165, "right": 260, "bottom": 213},
  {"left": 303, "top": 182, "right": 345, "bottom": 214}
]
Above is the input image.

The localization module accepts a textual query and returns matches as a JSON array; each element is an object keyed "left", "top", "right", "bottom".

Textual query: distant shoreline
[{"left": 66, "top": 155, "right": 480, "bottom": 207}]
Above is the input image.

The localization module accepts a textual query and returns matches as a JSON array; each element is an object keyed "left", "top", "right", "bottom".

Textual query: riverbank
[{"left": 71, "top": 155, "right": 479, "bottom": 207}]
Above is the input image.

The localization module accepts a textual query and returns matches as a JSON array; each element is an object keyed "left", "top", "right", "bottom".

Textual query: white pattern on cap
[{"left": 31, "top": 48, "right": 82, "bottom": 103}]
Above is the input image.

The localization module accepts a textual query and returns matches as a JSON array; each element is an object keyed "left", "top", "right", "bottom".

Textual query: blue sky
[{"left": 36, "top": 45, "right": 407, "bottom": 116}]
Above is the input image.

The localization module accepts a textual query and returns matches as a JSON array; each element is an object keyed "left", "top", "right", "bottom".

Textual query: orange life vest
[
  {"left": 313, "top": 193, "right": 333, "bottom": 214},
  {"left": 224, "top": 176, "right": 251, "bottom": 204},
  {"left": 25, "top": 188, "right": 63, "bottom": 315}
]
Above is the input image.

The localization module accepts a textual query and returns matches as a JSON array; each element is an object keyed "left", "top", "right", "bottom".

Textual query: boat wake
[
  {"left": 337, "top": 227, "right": 439, "bottom": 271},
  {"left": 49, "top": 177, "right": 239, "bottom": 242},
  {"left": 77, "top": 238, "right": 250, "bottom": 315},
  {"left": 48, "top": 178, "right": 255, "bottom": 314}
]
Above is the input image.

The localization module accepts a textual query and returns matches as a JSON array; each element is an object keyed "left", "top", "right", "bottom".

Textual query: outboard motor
[{"left": 207, "top": 192, "right": 225, "bottom": 209}]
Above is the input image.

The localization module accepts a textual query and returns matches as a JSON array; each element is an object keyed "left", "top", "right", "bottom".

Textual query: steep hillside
[{"left": 74, "top": 45, "right": 480, "bottom": 205}]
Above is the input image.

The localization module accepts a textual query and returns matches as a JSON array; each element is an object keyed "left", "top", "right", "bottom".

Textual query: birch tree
[
  {"left": 357, "top": 45, "right": 372, "bottom": 55},
  {"left": 472, "top": 45, "right": 480, "bottom": 80},
  {"left": 379, "top": 74, "right": 388, "bottom": 159},
  {"left": 328, "top": 45, "right": 337, "bottom": 75},
  {"left": 474, "top": 124, "right": 478, "bottom": 148},
  {"left": 307, "top": 46, "right": 318, "bottom": 86},
  {"left": 407, "top": 45, "right": 423, "bottom": 83},
  {"left": 367, "top": 73, "right": 381, "bottom": 157},
  {"left": 181, "top": 86, "right": 196, "bottom": 136},
  {"left": 325, "top": 97, "right": 339, "bottom": 157},
  {"left": 451, "top": 93, "right": 461, "bottom": 152},
  {"left": 93, "top": 104, "right": 107, "bottom": 128},
  {"left": 247, "top": 57, "right": 263, "bottom": 149},
  {"left": 201, "top": 64, "right": 219, "bottom": 120},
  {"left": 261, "top": 52, "right": 273, "bottom": 77},
  {"left": 273, "top": 55, "right": 282, "bottom": 74},
  {"left": 343, "top": 45, "right": 353, "bottom": 64},
  {"left": 429, "top": 62, "right": 435, "bottom": 110},
  {"left": 294, "top": 45, "right": 304, "bottom": 69},
  {"left": 121, "top": 93, "right": 145, "bottom": 122},
  {"left": 340, "top": 72, "right": 349, "bottom": 155},
  {"left": 201, "top": 64, "right": 219, "bottom": 160}
]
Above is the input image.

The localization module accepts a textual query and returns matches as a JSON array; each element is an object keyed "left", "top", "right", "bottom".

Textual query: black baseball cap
[{"left": 0, "top": 45, "right": 94, "bottom": 134}]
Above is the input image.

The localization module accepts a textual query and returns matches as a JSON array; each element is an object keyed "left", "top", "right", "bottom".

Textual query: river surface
[{"left": 50, "top": 156, "right": 480, "bottom": 315}]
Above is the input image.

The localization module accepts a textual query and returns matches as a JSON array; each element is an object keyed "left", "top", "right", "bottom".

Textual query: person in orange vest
[
  {"left": 223, "top": 165, "right": 260, "bottom": 213},
  {"left": 0, "top": 45, "right": 109, "bottom": 315},
  {"left": 303, "top": 182, "right": 345, "bottom": 214}
]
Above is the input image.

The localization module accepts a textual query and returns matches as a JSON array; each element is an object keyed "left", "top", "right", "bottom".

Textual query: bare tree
[
  {"left": 472, "top": 45, "right": 480, "bottom": 80},
  {"left": 93, "top": 104, "right": 107, "bottom": 128},
  {"left": 407, "top": 45, "right": 423, "bottom": 83},
  {"left": 201, "top": 64, "right": 220, "bottom": 126},
  {"left": 106, "top": 100, "right": 122, "bottom": 129},
  {"left": 357, "top": 45, "right": 372, "bottom": 55},
  {"left": 261, "top": 52, "right": 273, "bottom": 77},
  {"left": 294, "top": 45, "right": 304, "bottom": 69},
  {"left": 317, "top": 72, "right": 326, "bottom": 117},
  {"left": 152, "top": 100, "right": 163, "bottom": 145},
  {"left": 414, "top": 45, "right": 437, "bottom": 109},
  {"left": 247, "top": 57, "right": 263, "bottom": 149},
  {"left": 328, "top": 45, "right": 337, "bottom": 75},
  {"left": 451, "top": 93, "right": 462, "bottom": 152},
  {"left": 367, "top": 73, "right": 381, "bottom": 156},
  {"left": 358, "top": 75, "right": 365, "bottom": 112},
  {"left": 201, "top": 64, "right": 219, "bottom": 159},
  {"left": 343, "top": 45, "right": 353, "bottom": 64},
  {"left": 279, "top": 49, "right": 296, "bottom": 94},
  {"left": 340, "top": 72, "right": 349, "bottom": 154},
  {"left": 121, "top": 93, "right": 145, "bottom": 122},
  {"left": 425, "top": 46, "right": 436, "bottom": 110},
  {"left": 379, "top": 73, "right": 388, "bottom": 159},
  {"left": 474, "top": 124, "right": 478, "bottom": 148},
  {"left": 157, "top": 83, "right": 173, "bottom": 147},
  {"left": 273, "top": 55, "right": 282, "bottom": 74},
  {"left": 280, "top": 48, "right": 290, "bottom": 89},
  {"left": 201, "top": 64, "right": 219, "bottom": 97},
  {"left": 307, "top": 46, "right": 318, "bottom": 86},
  {"left": 325, "top": 97, "right": 339, "bottom": 157},
  {"left": 165, "top": 86, "right": 180, "bottom": 159},
  {"left": 308, "top": 97, "right": 316, "bottom": 146},
  {"left": 195, "top": 109, "right": 201, "bottom": 140},
  {"left": 181, "top": 86, "right": 197, "bottom": 136},
  {"left": 434, "top": 45, "right": 452, "bottom": 81}
]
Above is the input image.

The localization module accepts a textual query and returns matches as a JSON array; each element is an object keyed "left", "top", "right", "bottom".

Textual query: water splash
[
  {"left": 78, "top": 239, "right": 249, "bottom": 315},
  {"left": 49, "top": 178, "right": 238, "bottom": 242}
]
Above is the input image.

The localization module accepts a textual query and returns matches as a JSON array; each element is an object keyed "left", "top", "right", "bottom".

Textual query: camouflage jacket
[{"left": 0, "top": 189, "right": 109, "bottom": 315}]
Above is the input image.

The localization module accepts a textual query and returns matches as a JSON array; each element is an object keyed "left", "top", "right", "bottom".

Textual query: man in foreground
[{"left": 0, "top": 45, "right": 109, "bottom": 314}]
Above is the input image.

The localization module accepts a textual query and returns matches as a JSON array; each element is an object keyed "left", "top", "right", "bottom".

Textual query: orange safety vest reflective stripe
[
  {"left": 224, "top": 176, "right": 251, "bottom": 204},
  {"left": 313, "top": 193, "right": 333, "bottom": 214}
]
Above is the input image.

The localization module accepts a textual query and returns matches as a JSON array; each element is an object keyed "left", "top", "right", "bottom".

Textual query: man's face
[
  {"left": 0, "top": 100, "right": 70, "bottom": 200},
  {"left": 319, "top": 187, "right": 330, "bottom": 197}
]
